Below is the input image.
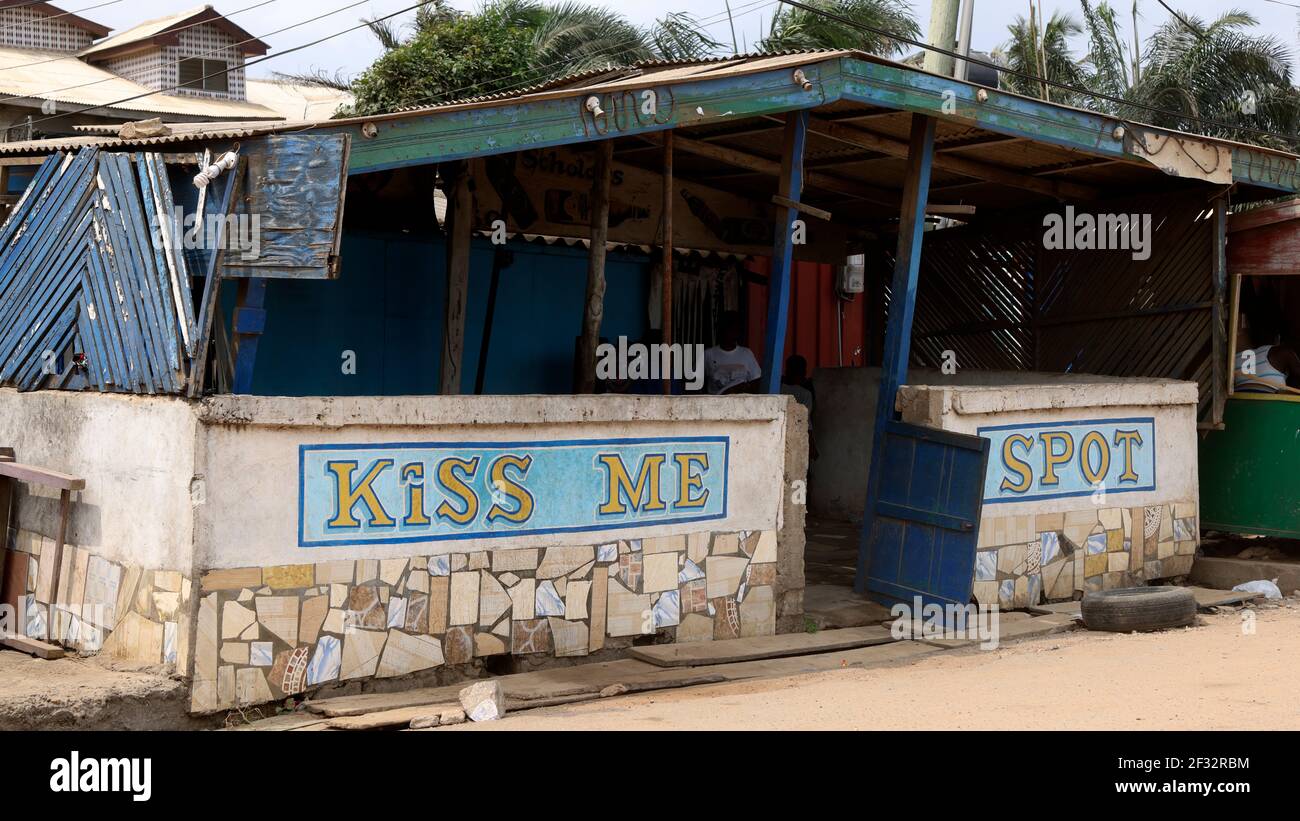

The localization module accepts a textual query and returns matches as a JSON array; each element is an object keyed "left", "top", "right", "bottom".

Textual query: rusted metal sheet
[{"left": 220, "top": 133, "right": 350, "bottom": 280}]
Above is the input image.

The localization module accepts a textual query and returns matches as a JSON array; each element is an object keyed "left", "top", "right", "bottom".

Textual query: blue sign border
[
  {"left": 976, "top": 416, "right": 1157, "bottom": 505},
  {"left": 297, "top": 436, "right": 731, "bottom": 548}
]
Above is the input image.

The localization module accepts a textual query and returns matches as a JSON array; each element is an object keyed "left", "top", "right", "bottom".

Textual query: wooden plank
[
  {"left": 189, "top": 158, "right": 244, "bottom": 397},
  {"left": 576, "top": 140, "right": 613, "bottom": 394},
  {"left": 808, "top": 117, "right": 1101, "bottom": 201},
  {"left": 627, "top": 625, "right": 896, "bottom": 668},
  {"left": 325, "top": 703, "right": 459, "bottom": 731},
  {"left": 855, "top": 115, "right": 937, "bottom": 594},
  {"left": 221, "top": 134, "right": 351, "bottom": 280},
  {"left": 761, "top": 111, "right": 808, "bottom": 394},
  {"left": 0, "top": 462, "right": 84, "bottom": 490},
  {"left": 661, "top": 131, "right": 673, "bottom": 395},
  {"left": 1, "top": 634, "right": 65, "bottom": 659},
  {"left": 1211, "top": 195, "right": 1228, "bottom": 426},
  {"left": 440, "top": 161, "right": 473, "bottom": 396},
  {"left": 1188, "top": 586, "right": 1263, "bottom": 609}
]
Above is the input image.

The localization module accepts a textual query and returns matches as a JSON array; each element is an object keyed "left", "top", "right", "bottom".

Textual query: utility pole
[
  {"left": 954, "top": 0, "right": 975, "bottom": 81},
  {"left": 924, "top": 0, "right": 961, "bottom": 77}
]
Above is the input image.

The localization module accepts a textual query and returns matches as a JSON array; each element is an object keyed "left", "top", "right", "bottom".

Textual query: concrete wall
[
  {"left": 193, "top": 395, "right": 794, "bottom": 568},
  {"left": 807, "top": 367, "right": 1193, "bottom": 520},
  {"left": 0, "top": 388, "right": 198, "bottom": 573}
]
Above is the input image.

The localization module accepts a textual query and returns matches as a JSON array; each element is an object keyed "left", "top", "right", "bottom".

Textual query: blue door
[{"left": 859, "top": 420, "right": 989, "bottom": 612}]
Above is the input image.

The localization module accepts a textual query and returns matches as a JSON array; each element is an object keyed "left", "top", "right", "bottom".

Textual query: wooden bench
[{"left": 0, "top": 449, "right": 84, "bottom": 659}]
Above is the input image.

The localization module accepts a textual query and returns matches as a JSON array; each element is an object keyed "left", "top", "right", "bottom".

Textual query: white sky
[{"left": 76, "top": 0, "right": 1300, "bottom": 81}]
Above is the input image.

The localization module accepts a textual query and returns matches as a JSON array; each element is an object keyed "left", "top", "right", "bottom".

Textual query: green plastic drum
[{"left": 1199, "top": 395, "right": 1300, "bottom": 538}]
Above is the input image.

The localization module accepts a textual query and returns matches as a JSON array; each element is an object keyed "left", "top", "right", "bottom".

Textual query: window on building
[{"left": 178, "top": 58, "right": 230, "bottom": 94}]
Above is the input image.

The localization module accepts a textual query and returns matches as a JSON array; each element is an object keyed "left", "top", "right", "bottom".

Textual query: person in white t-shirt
[{"left": 704, "top": 311, "right": 762, "bottom": 395}]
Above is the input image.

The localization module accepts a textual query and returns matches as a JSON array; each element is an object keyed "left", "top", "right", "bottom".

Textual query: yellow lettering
[
  {"left": 1080, "top": 431, "right": 1110, "bottom": 485},
  {"left": 999, "top": 434, "right": 1034, "bottom": 493},
  {"left": 326, "top": 460, "right": 395, "bottom": 529},
  {"left": 1039, "top": 432, "right": 1074, "bottom": 487},
  {"left": 673, "top": 453, "right": 709, "bottom": 509},
  {"left": 401, "top": 463, "right": 431, "bottom": 527},
  {"left": 434, "top": 456, "right": 480, "bottom": 525},
  {"left": 1113, "top": 430, "right": 1143, "bottom": 483},
  {"left": 486, "top": 455, "right": 535, "bottom": 524},
  {"left": 598, "top": 453, "right": 667, "bottom": 515}
]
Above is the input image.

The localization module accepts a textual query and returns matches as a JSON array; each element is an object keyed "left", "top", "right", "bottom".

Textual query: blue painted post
[
  {"left": 232, "top": 277, "right": 267, "bottom": 394},
  {"left": 855, "top": 115, "right": 937, "bottom": 595},
  {"left": 761, "top": 110, "right": 809, "bottom": 395}
]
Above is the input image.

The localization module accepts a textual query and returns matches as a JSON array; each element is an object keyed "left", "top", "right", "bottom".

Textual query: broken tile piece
[
  {"left": 306, "top": 636, "right": 341, "bottom": 685},
  {"left": 643, "top": 552, "right": 679, "bottom": 593},
  {"left": 377, "top": 630, "right": 444, "bottom": 677},
  {"left": 548, "top": 617, "right": 589, "bottom": 657},
  {"left": 255, "top": 596, "right": 299, "bottom": 646},
  {"left": 221, "top": 601, "right": 255, "bottom": 640},
  {"left": 479, "top": 572, "right": 511, "bottom": 627},
  {"left": 512, "top": 618, "right": 552, "bottom": 654},
  {"left": 509, "top": 577, "right": 536, "bottom": 621},
  {"left": 449, "top": 572, "right": 479, "bottom": 626},
  {"left": 535, "top": 580, "right": 564, "bottom": 617},
  {"left": 339, "top": 629, "right": 387, "bottom": 680},
  {"left": 565, "top": 580, "right": 591, "bottom": 620},
  {"left": 536, "top": 546, "right": 594, "bottom": 579},
  {"left": 250, "top": 641, "right": 273, "bottom": 667}
]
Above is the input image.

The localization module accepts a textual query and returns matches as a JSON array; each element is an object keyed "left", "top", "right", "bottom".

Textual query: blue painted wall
[{"left": 245, "top": 231, "right": 651, "bottom": 396}]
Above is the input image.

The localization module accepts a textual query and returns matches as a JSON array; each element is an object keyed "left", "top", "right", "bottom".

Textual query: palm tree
[
  {"left": 1129, "top": 9, "right": 1300, "bottom": 148},
  {"left": 760, "top": 0, "right": 921, "bottom": 57},
  {"left": 993, "top": 9, "right": 1088, "bottom": 104}
]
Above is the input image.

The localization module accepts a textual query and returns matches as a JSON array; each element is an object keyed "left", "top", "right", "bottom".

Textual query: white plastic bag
[{"left": 1232, "top": 579, "right": 1283, "bottom": 600}]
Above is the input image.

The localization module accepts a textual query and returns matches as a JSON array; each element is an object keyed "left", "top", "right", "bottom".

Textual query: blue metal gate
[{"left": 858, "top": 420, "right": 989, "bottom": 612}]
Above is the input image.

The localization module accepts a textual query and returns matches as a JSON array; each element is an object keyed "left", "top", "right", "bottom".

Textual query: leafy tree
[
  {"left": 760, "top": 0, "right": 920, "bottom": 57},
  {"left": 345, "top": 0, "right": 719, "bottom": 116}
]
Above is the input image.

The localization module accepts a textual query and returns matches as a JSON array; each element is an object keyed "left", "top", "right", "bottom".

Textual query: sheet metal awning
[{"left": 0, "top": 50, "right": 1295, "bottom": 211}]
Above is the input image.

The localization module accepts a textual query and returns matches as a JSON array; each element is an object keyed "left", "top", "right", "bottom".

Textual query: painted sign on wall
[
  {"left": 298, "top": 436, "right": 729, "bottom": 547},
  {"left": 978, "top": 418, "right": 1156, "bottom": 504}
]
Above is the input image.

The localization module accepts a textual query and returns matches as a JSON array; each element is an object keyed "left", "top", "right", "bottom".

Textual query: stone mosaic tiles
[
  {"left": 972, "top": 501, "right": 1198, "bottom": 609},
  {"left": 2, "top": 528, "right": 192, "bottom": 667},
  {"left": 190, "top": 529, "right": 779, "bottom": 713}
]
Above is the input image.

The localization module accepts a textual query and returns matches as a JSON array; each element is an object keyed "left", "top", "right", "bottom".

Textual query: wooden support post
[
  {"left": 474, "top": 249, "right": 511, "bottom": 395},
  {"left": 762, "top": 111, "right": 809, "bottom": 395},
  {"left": 189, "top": 159, "right": 245, "bottom": 398},
  {"left": 662, "top": 131, "right": 674, "bottom": 395},
  {"left": 441, "top": 161, "right": 474, "bottom": 396},
  {"left": 1211, "top": 194, "right": 1229, "bottom": 425},
  {"left": 855, "top": 115, "right": 937, "bottom": 595},
  {"left": 231, "top": 278, "right": 267, "bottom": 394},
  {"left": 577, "top": 139, "right": 614, "bottom": 394}
]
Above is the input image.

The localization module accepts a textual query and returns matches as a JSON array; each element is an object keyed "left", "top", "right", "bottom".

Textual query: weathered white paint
[
  {"left": 0, "top": 388, "right": 198, "bottom": 572},
  {"left": 193, "top": 395, "right": 793, "bottom": 570},
  {"left": 809, "top": 368, "right": 1199, "bottom": 519},
  {"left": 896, "top": 377, "right": 1199, "bottom": 515}
]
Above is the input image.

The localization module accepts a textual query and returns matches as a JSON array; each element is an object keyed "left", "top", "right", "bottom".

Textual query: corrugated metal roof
[
  {"left": 1, "top": 120, "right": 310, "bottom": 153},
  {"left": 0, "top": 44, "right": 281, "bottom": 120},
  {"left": 79, "top": 5, "right": 209, "bottom": 57},
  {"left": 246, "top": 79, "right": 353, "bottom": 121}
]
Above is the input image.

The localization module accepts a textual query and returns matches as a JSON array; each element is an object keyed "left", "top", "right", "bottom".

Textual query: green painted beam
[
  {"left": 839, "top": 57, "right": 1299, "bottom": 195},
  {"left": 326, "top": 53, "right": 1299, "bottom": 196},
  {"left": 330, "top": 60, "right": 843, "bottom": 175}
]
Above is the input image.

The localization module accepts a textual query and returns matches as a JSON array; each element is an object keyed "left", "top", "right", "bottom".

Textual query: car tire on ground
[{"left": 1081, "top": 587, "right": 1197, "bottom": 633}]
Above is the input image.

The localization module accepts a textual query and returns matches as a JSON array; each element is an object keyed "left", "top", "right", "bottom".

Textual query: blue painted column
[
  {"left": 855, "top": 115, "right": 937, "bottom": 594},
  {"left": 761, "top": 110, "right": 809, "bottom": 394},
  {"left": 232, "top": 278, "right": 267, "bottom": 394}
]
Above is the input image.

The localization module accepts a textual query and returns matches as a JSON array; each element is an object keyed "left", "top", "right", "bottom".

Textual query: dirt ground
[
  {"left": 0, "top": 650, "right": 219, "bottom": 730},
  {"left": 451, "top": 603, "right": 1300, "bottom": 731}
]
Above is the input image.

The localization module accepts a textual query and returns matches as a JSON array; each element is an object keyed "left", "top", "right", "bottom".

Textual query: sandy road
[{"left": 454, "top": 604, "right": 1300, "bottom": 731}]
